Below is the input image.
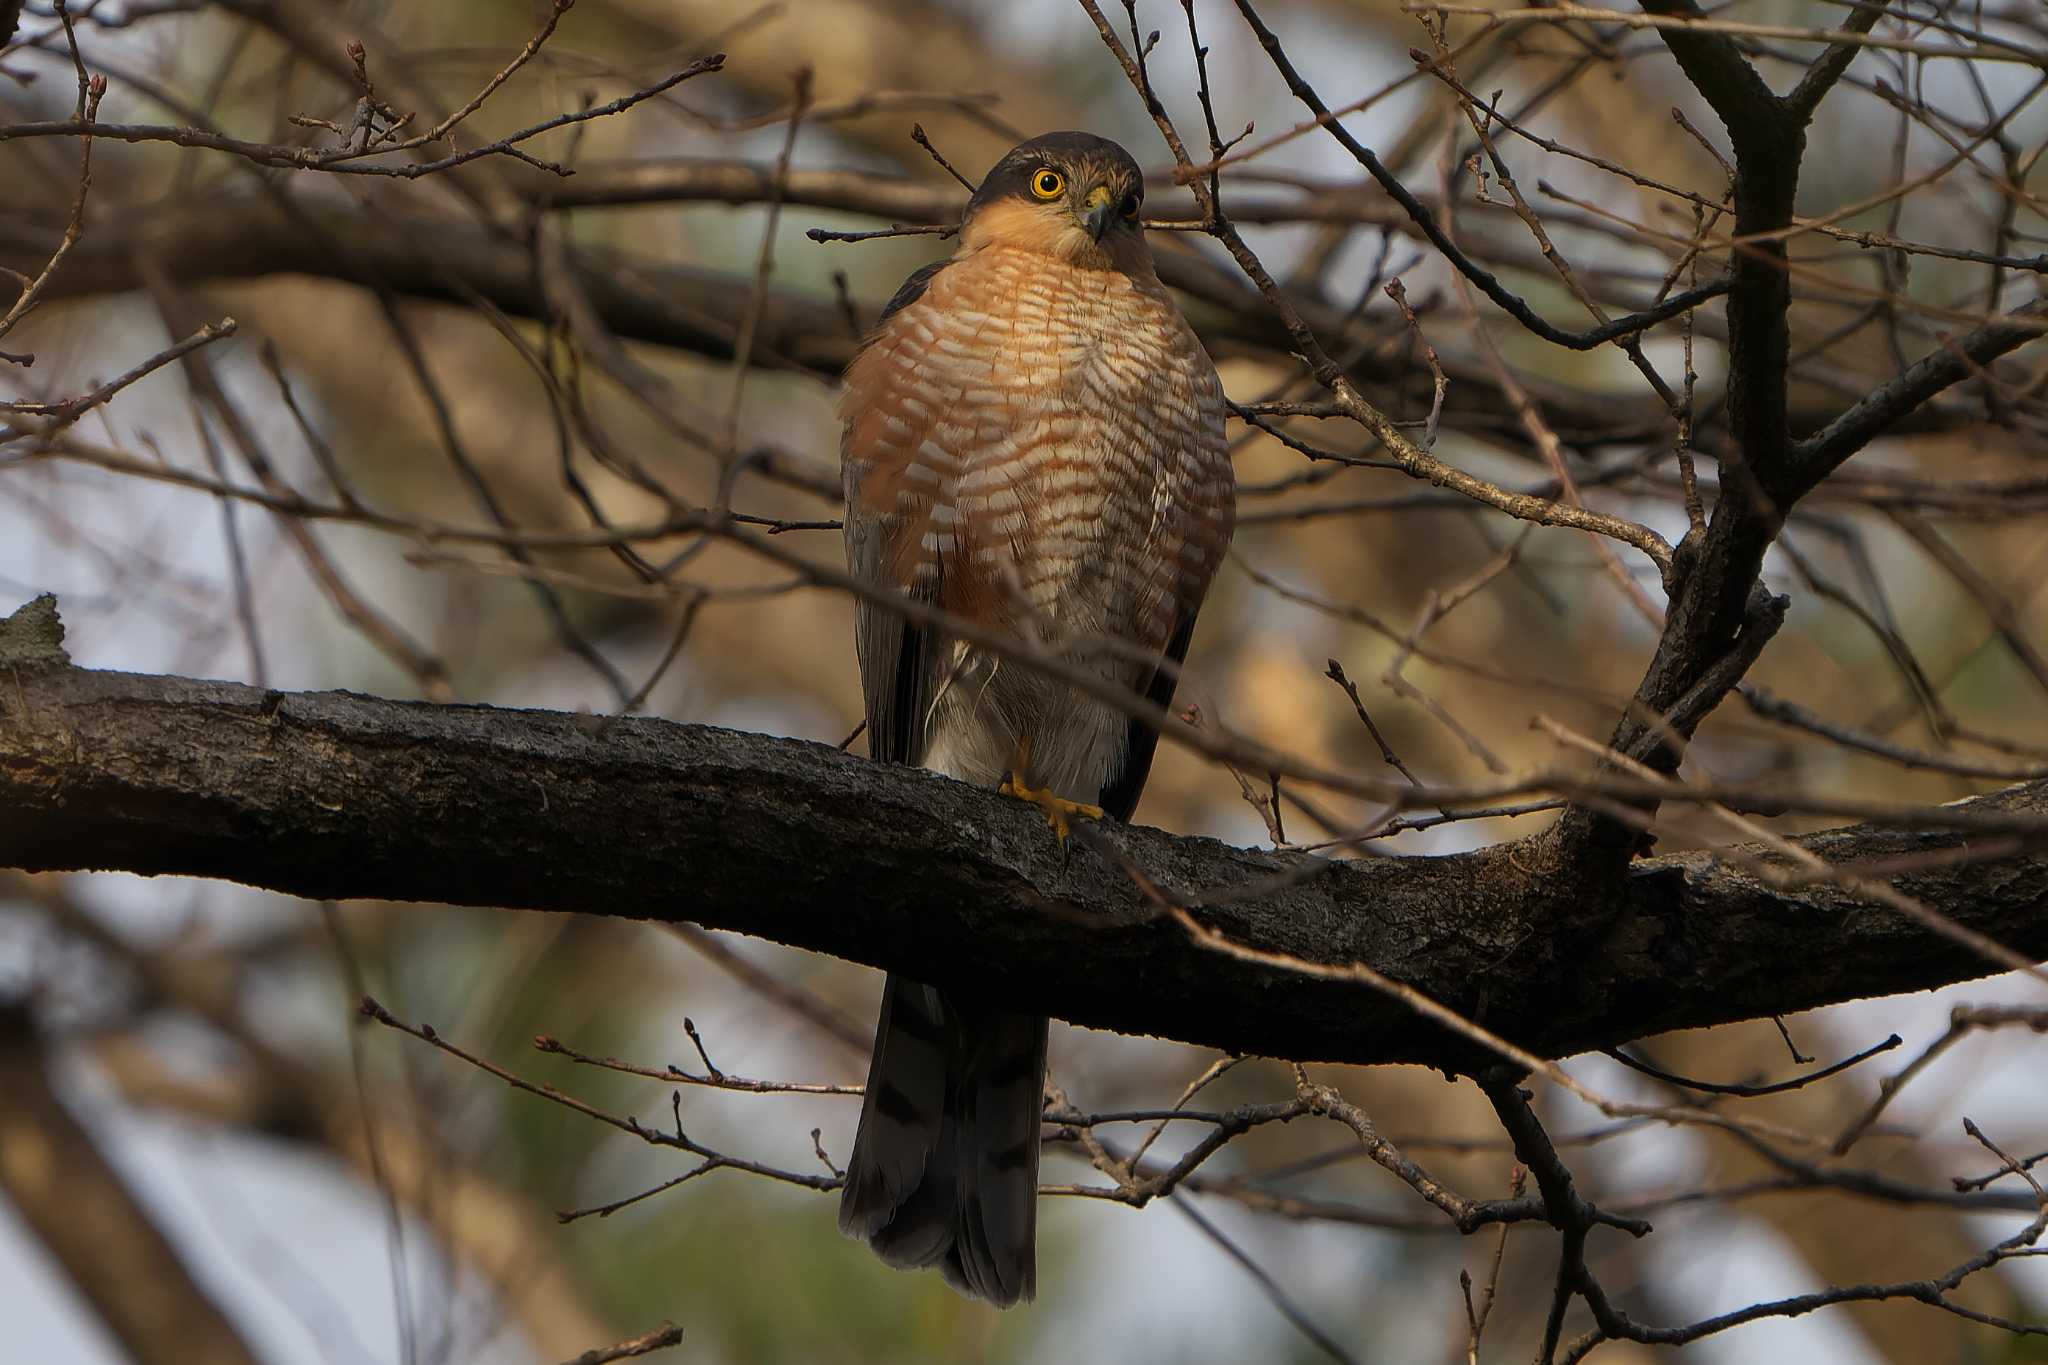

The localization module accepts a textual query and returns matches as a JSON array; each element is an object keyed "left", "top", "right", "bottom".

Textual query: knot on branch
[{"left": 0, "top": 594, "right": 69, "bottom": 667}]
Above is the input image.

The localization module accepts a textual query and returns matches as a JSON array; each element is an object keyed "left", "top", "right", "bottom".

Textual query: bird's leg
[
  {"left": 998, "top": 737, "right": 1103, "bottom": 842},
  {"left": 1001, "top": 775, "right": 1105, "bottom": 841}
]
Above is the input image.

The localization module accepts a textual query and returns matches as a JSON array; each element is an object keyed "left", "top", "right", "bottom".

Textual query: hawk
[{"left": 836, "top": 131, "right": 1236, "bottom": 1306}]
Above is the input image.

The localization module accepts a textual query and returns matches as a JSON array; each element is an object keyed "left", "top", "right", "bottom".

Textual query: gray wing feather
[
  {"left": 1096, "top": 610, "right": 1198, "bottom": 822},
  {"left": 842, "top": 260, "right": 951, "bottom": 766},
  {"left": 844, "top": 490, "right": 942, "bottom": 767},
  {"left": 877, "top": 260, "right": 946, "bottom": 328}
]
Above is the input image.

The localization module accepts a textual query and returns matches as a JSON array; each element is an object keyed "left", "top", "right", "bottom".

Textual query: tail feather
[
  {"left": 942, "top": 1005, "right": 1047, "bottom": 1305},
  {"left": 840, "top": 978, "right": 953, "bottom": 1263},
  {"left": 839, "top": 973, "right": 1047, "bottom": 1307}
]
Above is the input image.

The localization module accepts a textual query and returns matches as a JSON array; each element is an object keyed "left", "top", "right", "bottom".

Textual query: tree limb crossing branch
[{"left": 3, "top": 635, "right": 2043, "bottom": 1071}]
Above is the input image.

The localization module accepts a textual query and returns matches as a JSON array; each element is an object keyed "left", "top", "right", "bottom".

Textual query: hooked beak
[{"left": 1078, "top": 183, "right": 1117, "bottom": 242}]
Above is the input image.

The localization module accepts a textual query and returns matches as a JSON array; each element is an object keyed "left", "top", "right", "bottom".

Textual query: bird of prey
[{"left": 836, "top": 131, "right": 1237, "bottom": 1306}]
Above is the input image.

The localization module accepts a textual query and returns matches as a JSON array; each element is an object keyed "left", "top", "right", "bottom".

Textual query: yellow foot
[{"left": 999, "top": 772, "right": 1104, "bottom": 843}]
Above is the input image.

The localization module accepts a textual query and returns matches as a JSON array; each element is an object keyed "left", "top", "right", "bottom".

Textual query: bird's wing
[
  {"left": 1098, "top": 300, "right": 1237, "bottom": 824},
  {"left": 876, "top": 260, "right": 947, "bottom": 326},
  {"left": 1096, "top": 609, "right": 1197, "bottom": 822},
  {"left": 841, "top": 259, "right": 958, "bottom": 766}
]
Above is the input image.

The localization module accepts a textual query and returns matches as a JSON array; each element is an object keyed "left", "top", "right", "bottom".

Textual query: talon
[{"left": 1000, "top": 771, "right": 1103, "bottom": 843}]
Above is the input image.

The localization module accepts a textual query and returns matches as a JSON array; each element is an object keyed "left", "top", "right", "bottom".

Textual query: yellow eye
[{"left": 1030, "top": 168, "right": 1065, "bottom": 199}]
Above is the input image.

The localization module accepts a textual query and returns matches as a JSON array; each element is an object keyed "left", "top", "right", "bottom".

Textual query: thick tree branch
[{"left": 2, "top": 641, "right": 2043, "bottom": 1074}]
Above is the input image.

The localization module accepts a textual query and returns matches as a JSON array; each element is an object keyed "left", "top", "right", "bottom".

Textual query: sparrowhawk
[{"left": 837, "top": 131, "right": 1236, "bottom": 1306}]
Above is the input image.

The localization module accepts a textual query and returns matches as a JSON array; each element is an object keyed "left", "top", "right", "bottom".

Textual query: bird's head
[{"left": 959, "top": 132, "right": 1148, "bottom": 271}]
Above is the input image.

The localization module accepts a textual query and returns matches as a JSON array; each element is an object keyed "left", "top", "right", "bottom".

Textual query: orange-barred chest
[{"left": 842, "top": 244, "right": 1234, "bottom": 653}]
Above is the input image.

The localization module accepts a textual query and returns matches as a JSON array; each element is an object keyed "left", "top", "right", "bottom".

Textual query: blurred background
[{"left": 3, "top": 0, "right": 2047, "bottom": 1361}]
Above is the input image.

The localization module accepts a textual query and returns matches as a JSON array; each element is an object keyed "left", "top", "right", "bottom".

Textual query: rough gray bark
[{"left": 2, "top": 602, "right": 2042, "bottom": 1073}]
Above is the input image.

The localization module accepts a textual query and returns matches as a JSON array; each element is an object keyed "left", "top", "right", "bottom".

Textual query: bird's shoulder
[{"left": 876, "top": 259, "right": 949, "bottom": 328}]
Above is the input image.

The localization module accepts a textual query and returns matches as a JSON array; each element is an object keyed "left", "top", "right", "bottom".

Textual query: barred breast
[{"left": 841, "top": 242, "right": 1234, "bottom": 797}]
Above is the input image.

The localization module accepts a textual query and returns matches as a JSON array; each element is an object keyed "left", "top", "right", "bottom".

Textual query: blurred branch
[
  {"left": 0, "top": 192, "right": 1682, "bottom": 442},
  {"left": 0, "top": 185, "right": 2010, "bottom": 452},
  {"left": 14, "top": 871, "right": 628, "bottom": 1362},
  {"left": 0, "top": 55, "right": 724, "bottom": 177},
  {"left": 557, "top": 1322, "right": 683, "bottom": 1365},
  {"left": 2, "top": 633, "right": 2045, "bottom": 1074},
  {"left": 1795, "top": 296, "right": 2048, "bottom": 479},
  {"left": 92, "top": 1031, "right": 627, "bottom": 1360},
  {"left": 0, "top": 200, "right": 858, "bottom": 378},
  {"left": 0, "top": 1005, "right": 263, "bottom": 1365}
]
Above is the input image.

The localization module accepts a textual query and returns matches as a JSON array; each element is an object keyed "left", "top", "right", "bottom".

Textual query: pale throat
[{"left": 959, "top": 199, "right": 1153, "bottom": 275}]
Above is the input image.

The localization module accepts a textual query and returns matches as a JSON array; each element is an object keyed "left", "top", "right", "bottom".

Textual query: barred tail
[{"left": 838, "top": 975, "right": 1047, "bottom": 1307}]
